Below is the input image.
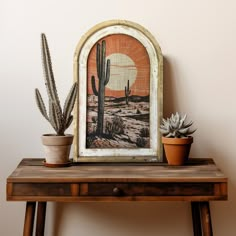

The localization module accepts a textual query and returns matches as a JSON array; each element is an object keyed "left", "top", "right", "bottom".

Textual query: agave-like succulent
[{"left": 160, "top": 112, "right": 196, "bottom": 138}]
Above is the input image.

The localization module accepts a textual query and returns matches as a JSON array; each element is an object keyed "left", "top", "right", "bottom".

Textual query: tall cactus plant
[
  {"left": 35, "top": 33, "right": 77, "bottom": 136},
  {"left": 125, "top": 79, "right": 131, "bottom": 105},
  {"left": 91, "top": 40, "right": 110, "bottom": 135}
]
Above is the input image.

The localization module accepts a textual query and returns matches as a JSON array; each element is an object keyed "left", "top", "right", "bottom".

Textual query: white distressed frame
[{"left": 73, "top": 20, "right": 163, "bottom": 162}]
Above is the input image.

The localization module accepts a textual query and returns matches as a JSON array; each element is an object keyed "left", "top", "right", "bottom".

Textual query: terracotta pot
[
  {"left": 162, "top": 136, "right": 193, "bottom": 166},
  {"left": 41, "top": 134, "right": 73, "bottom": 164}
]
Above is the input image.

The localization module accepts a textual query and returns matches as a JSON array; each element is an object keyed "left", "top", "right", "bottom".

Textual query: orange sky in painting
[{"left": 87, "top": 34, "right": 150, "bottom": 97}]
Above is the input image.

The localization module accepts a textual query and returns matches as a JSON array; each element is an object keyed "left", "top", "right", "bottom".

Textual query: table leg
[
  {"left": 199, "top": 202, "right": 213, "bottom": 236},
  {"left": 191, "top": 202, "right": 202, "bottom": 236},
  {"left": 191, "top": 202, "right": 213, "bottom": 236},
  {"left": 36, "top": 202, "right": 47, "bottom": 236},
  {"left": 23, "top": 201, "right": 36, "bottom": 236}
]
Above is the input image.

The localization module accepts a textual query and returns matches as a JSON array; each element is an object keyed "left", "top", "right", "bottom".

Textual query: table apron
[{"left": 7, "top": 182, "right": 227, "bottom": 202}]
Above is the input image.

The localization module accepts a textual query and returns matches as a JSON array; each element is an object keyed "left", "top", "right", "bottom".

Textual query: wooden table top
[{"left": 7, "top": 158, "right": 227, "bottom": 183}]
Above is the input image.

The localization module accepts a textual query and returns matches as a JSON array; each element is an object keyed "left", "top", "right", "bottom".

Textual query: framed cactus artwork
[{"left": 73, "top": 20, "right": 163, "bottom": 162}]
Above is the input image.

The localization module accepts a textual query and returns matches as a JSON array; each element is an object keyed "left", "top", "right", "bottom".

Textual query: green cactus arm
[
  {"left": 63, "top": 82, "right": 78, "bottom": 124},
  {"left": 35, "top": 88, "right": 49, "bottom": 121},
  {"left": 127, "top": 80, "right": 131, "bottom": 94},
  {"left": 125, "top": 89, "right": 131, "bottom": 96},
  {"left": 104, "top": 59, "right": 110, "bottom": 85},
  {"left": 127, "top": 89, "right": 131, "bottom": 95},
  {"left": 41, "top": 33, "right": 54, "bottom": 100},
  {"left": 53, "top": 101, "right": 64, "bottom": 133},
  {"left": 96, "top": 43, "right": 101, "bottom": 78},
  {"left": 50, "top": 101, "right": 64, "bottom": 135},
  {"left": 125, "top": 80, "right": 131, "bottom": 96},
  {"left": 41, "top": 33, "right": 62, "bottom": 115},
  {"left": 101, "top": 40, "right": 106, "bottom": 80},
  {"left": 49, "top": 100, "right": 60, "bottom": 133},
  {"left": 65, "top": 115, "right": 73, "bottom": 130},
  {"left": 49, "top": 100, "right": 59, "bottom": 133},
  {"left": 91, "top": 76, "right": 99, "bottom": 96}
]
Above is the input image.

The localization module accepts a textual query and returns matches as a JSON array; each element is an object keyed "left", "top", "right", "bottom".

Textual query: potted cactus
[
  {"left": 160, "top": 112, "right": 196, "bottom": 165},
  {"left": 35, "top": 33, "right": 77, "bottom": 166}
]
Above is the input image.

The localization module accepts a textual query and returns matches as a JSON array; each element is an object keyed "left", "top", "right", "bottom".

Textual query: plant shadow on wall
[
  {"left": 51, "top": 202, "right": 191, "bottom": 236},
  {"left": 162, "top": 56, "right": 178, "bottom": 161},
  {"left": 163, "top": 56, "right": 177, "bottom": 117}
]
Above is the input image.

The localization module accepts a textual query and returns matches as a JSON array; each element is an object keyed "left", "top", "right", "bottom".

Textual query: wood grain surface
[{"left": 7, "top": 158, "right": 227, "bottom": 202}]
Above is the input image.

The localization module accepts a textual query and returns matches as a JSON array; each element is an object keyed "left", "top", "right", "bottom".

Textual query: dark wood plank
[
  {"left": 23, "top": 202, "right": 36, "bottom": 236},
  {"left": 86, "top": 183, "right": 214, "bottom": 196},
  {"left": 12, "top": 183, "right": 71, "bottom": 196},
  {"left": 36, "top": 202, "right": 47, "bottom": 236},
  {"left": 6, "top": 158, "right": 227, "bottom": 202},
  {"left": 6, "top": 195, "right": 228, "bottom": 202},
  {"left": 7, "top": 158, "right": 227, "bottom": 183}
]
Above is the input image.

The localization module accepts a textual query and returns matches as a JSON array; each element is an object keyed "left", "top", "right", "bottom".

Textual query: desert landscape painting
[{"left": 86, "top": 34, "right": 150, "bottom": 149}]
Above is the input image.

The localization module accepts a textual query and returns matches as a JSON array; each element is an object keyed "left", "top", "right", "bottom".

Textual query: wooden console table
[{"left": 6, "top": 158, "right": 227, "bottom": 236}]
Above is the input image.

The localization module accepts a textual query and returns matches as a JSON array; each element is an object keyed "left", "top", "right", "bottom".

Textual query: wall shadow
[
  {"left": 51, "top": 202, "right": 65, "bottom": 236},
  {"left": 163, "top": 56, "right": 177, "bottom": 117},
  {"left": 51, "top": 201, "right": 192, "bottom": 236}
]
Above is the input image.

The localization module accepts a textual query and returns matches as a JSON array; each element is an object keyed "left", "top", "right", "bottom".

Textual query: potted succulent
[
  {"left": 35, "top": 33, "right": 77, "bottom": 166},
  {"left": 160, "top": 112, "right": 196, "bottom": 165}
]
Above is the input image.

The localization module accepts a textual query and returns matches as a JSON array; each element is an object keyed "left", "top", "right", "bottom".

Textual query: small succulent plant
[
  {"left": 160, "top": 112, "right": 196, "bottom": 138},
  {"left": 35, "top": 33, "right": 77, "bottom": 136}
]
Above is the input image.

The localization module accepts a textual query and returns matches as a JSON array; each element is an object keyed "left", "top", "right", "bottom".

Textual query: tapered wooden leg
[
  {"left": 191, "top": 202, "right": 213, "bottom": 236},
  {"left": 191, "top": 202, "right": 202, "bottom": 236},
  {"left": 199, "top": 202, "right": 213, "bottom": 236},
  {"left": 23, "top": 202, "right": 36, "bottom": 236},
  {"left": 36, "top": 202, "right": 47, "bottom": 236}
]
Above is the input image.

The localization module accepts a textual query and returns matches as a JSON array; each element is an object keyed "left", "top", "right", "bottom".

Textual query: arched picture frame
[{"left": 73, "top": 20, "right": 163, "bottom": 162}]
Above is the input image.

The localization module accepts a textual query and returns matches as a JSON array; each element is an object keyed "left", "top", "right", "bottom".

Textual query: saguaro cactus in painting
[
  {"left": 125, "top": 79, "right": 131, "bottom": 105},
  {"left": 91, "top": 40, "right": 110, "bottom": 135}
]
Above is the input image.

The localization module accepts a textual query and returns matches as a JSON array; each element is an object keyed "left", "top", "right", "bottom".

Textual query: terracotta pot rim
[
  {"left": 41, "top": 134, "right": 74, "bottom": 146},
  {"left": 42, "top": 134, "right": 73, "bottom": 137},
  {"left": 162, "top": 136, "right": 193, "bottom": 145}
]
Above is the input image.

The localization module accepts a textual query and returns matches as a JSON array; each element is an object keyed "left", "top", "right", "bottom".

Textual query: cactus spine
[
  {"left": 125, "top": 79, "right": 131, "bottom": 105},
  {"left": 35, "top": 33, "right": 77, "bottom": 136},
  {"left": 91, "top": 40, "right": 110, "bottom": 135}
]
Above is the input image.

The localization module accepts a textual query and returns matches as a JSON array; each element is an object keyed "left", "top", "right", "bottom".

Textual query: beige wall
[{"left": 1, "top": 0, "right": 236, "bottom": 235}]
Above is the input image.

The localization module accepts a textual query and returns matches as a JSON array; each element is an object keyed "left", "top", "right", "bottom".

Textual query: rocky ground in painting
[{"left": 86, "top": 95, "right": 150, "bottom": 149}]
